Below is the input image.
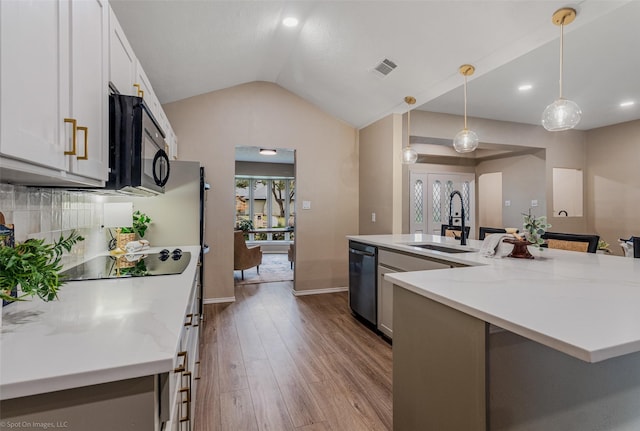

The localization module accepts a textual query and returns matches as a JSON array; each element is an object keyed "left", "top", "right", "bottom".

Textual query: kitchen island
[
  {"left": 0, "top": 245, "right": 201, "bottom": 431},
  {"left": 348, "top": 234, "right": 640, "bottom": 431}
]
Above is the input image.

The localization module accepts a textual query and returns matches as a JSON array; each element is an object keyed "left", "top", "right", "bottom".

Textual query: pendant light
[
  {"left": 542, "top": 7, "right": 582, "bottom": 131},
  {"left": 453, "top": 64, "right": 479, "bottom": 153},
  {"left": 402, "top": 96, "right": 418, "bottom": 164}
]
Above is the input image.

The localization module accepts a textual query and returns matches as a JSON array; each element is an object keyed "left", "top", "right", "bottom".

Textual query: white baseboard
[
  {"left": 203, "top": 296, "right": 236, "bottom": 304},
  {"left": 292, "top": 286, "right": 348, "bottom": 296}
]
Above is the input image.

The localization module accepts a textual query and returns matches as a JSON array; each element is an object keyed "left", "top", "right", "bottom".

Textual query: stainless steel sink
[{"left": 408, "top": 244, "right": 474, "bottom": 254}]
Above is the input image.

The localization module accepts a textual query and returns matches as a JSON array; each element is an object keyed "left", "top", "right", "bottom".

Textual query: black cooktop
[{"left": 61, "top": 249, "right": 191, "bottom": 281}]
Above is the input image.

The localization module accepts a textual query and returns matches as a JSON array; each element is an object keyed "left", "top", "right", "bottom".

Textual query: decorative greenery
[
  {"left": 522, "top": 210, "right": 551, "bottom": 249},
  {"left": 0, "top": 231, "right": 84, "bottom": 303},
  {"left": 236, "top": 218, "right": 254, "bottom": 232},
  {"left": 597, "top": 239, "right": 610, "bottom": 252},
  {"left": 121, "top": 210, "right": 152, "bottom": 238}
]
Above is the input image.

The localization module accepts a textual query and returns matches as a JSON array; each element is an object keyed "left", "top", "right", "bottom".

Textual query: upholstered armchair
[{"left": 234, "top": 230, "right": 262, "bottom": 279}]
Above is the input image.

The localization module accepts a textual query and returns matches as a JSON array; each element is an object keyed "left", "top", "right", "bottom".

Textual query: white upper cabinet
[
  {"left": 65, "top": 0, "right": 109, "bottom": 181},
  {"left": 0, "top": 0, "right": 108, "bottom": 185},
  {"left": 108, "top": 6, "right": 137, "bottom": 97},
  {"left": 109, "top": 5, "right": 179, "bottom": 161},
  {"left": 0, "top": 0, "right": 67, "bottom": 172},
  {"left": 134, "top": 59, "right": 163, "bottom": 122}
]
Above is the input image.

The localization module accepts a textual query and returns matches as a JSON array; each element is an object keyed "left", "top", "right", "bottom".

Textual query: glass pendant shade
[
  {"left": 453, "top": 64, "right": 478, "bottom": 153},
  {"left": 402, "top": 95, "right": 418, "bottom": 164},
  {"left": 402, "top": 146, "right": 418, "bottom": 164},
  {"left": 542, "top": 8, "right": 581, "bottom": 132},
  {"left": 542, "top": 98, "right": 582, "bottom": 131},
  {"left": 453, "top": 128, "right": 479, "bottom": 153}
]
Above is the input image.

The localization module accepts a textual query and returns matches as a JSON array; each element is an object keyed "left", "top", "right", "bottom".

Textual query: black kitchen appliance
[
  {"left": 60, "top": 250, "right": 191, "bottom": 281},
  {"left": 106, "top": 94, "right": 170, "bottom": 195},
  {"left": 348, "top": 241, "right": 378, "bottom": 327}
]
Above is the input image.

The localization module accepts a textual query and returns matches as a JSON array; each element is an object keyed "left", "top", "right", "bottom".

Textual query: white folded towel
[
  {"left": 124, "top": 239, "right": 150, "bottom": 253},
  {"left": 479, "top": 234, "right": 513, "bottom": 258}
]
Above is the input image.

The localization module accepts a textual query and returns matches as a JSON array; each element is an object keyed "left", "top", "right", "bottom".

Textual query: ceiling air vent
[{"left": 373, "top": 58, "right": 397, "bottom": 76}]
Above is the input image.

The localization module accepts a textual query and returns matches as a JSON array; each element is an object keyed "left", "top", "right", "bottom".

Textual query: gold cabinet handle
[
  {"left": 174, "top": 351, "right": 187, "bottom": 373},
  {"left": 179, "top": 371, "right": 192, "bottom": 423},
  {"left": 179, "top": 388, "right": 191, "bottom": 423},
  {"left": 194, "top": 361, "right": 201, "bottom": 381},
  {"left": 184, "top": 313, "right": 194, "bottom": 327},
  {"left": 133, "top": 83, "right": 144, "bottom": 98},
  {"left": 63, "top": 118, "right": 77, "bottom": 155},
  {"left": 76, "top": 126, "right": 88, "bottom": 160}
]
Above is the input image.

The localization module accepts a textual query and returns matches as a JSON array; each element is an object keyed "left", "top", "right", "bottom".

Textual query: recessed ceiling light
[
  {"left": 518, "top": 84, "right": 533, "bottom": 92},
  {"left": 620, "top": 100, "right": 635, "bottom": 108},
  {"left": 282, "top": 17, "right": 298, "bottom": 27},
  {"left": 259, "top": 148, "right": 277, "bottom": 156}
]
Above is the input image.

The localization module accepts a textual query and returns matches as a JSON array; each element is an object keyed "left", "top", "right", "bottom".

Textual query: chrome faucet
[{"left": 448, "top": 190, "right": 467, "bottom": 246}]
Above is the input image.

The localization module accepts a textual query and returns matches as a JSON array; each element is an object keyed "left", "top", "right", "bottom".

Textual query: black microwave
[{"left": 106, "top": 94, "right": 170, "bottom": 195}]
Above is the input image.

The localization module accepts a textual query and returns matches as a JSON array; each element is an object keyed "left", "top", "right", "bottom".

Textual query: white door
[{"left": 410, "top": 172, "right": 475, "bottom": 238}]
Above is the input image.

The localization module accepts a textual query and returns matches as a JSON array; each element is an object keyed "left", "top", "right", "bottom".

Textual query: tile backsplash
[{"left": 0, "top": 183, "right": 107, "bottom": 269}]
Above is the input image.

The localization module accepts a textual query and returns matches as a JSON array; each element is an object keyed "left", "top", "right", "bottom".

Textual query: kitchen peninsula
[
  {"left": 0, "top": 246, "right": 201, "bottom": 431},
  {"left": 348, "top": 234, "right": 640, "bottom": 431}
]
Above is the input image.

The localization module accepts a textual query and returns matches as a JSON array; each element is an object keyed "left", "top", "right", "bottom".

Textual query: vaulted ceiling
[{"left": 110, "top": 0, "right": 638, "bottom": 131}]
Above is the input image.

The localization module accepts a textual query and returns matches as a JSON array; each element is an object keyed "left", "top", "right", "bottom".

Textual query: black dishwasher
[{"left": 348, "top": 241, "right": 377, "bottom": 327}]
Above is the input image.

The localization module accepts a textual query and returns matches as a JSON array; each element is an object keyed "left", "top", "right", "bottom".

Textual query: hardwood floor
[{"left": 195, "top": 281, "right": 392, "bottom": 431}]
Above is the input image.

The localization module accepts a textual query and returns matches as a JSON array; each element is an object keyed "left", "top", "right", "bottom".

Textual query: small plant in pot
[
  {"left": 115, "top": 210, "right": 151, "bottom": 250},
  {"left": 522, "top": 210, "right": 551, "bottom": 249},
  {"left": 236, "top": 219, "right": 254, "bottom": 240},
  {"left": 0, "top": 230, "right": 84, "bottom": 303}
]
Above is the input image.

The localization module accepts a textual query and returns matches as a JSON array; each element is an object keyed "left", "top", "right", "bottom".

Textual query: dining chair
[
  {"left": 441, "top": 224, "right": 471, "bottom": 240},
  {"left": 478, "top": 227, "right": 513, "bottom": 240},
  {"left": 541, "top": 232, "right": 599, "bottom": 253}
]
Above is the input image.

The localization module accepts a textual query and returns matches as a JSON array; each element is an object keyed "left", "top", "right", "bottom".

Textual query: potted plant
[
  {"left": 504, "top": 210, "right": 551, "bottom": 259},
  {"left": 235, "top": 218, "right": 254, "bottom": 239},
  {"left": 236, "top": 218, "right": 253, "bottom": 233},
  {"left": 116, "top": 210, "right": 151, "bottom": 250},
  {"left": 522, "top": 210, "right": 551, "bottom": 249},
  {"left": 597, "top": 239, "right": 610, "bottom": 254},
  {"left": 0, "top": 230, "right": 84, "bottom": 303}
]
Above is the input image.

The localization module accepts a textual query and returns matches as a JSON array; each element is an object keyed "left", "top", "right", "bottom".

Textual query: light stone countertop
[
  {"left": 348, "top": 234, "right": 640, "bottom": 363},
  {"left": 0, "top": 245, "right": 200, "bottom": 400}
]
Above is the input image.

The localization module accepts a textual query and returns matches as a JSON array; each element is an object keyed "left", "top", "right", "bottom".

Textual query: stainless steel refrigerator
[{"left": 115, "top": 160, "right": 208, "bottom": 311}]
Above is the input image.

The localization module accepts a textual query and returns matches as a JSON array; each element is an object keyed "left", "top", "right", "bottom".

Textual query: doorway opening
[
  {"left": 234, "top": 146, "right": 296, "bottom": 285},
  {"left": 409, "top": 171, "right": 476, "bottom": 237}
]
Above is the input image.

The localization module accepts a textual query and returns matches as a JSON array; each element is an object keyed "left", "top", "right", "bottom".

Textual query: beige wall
[
  {"left": 476, "top": 151, "right": 546, "bottom": 229},
  {"left": 163, "top": 82, "right": 358, "bottom": 300},
  {"left": 358, "top": 114, "right": 403, "bottom": 234},
  {"left": 586, "top": 119, "right": 640, "bottom": 255},
  {"left": 407, "top": 111, "right": 587, "bottom": 234}
]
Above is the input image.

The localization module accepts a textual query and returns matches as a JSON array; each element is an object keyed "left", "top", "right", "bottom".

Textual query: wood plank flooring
[{"left": 195, "top": 281, "right": 392, "bottom": 431}]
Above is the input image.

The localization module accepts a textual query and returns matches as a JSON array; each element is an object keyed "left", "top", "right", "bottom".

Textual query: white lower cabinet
[
  {"left": 377, "top": 249, "right": 453, "bottom": 339},
  {"left": 165, "top": 272, "right": 200, "bottom": 431}
]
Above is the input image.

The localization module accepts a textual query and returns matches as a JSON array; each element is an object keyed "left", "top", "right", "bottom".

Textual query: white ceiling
[
  {"left": 110, "top": 0, "right": 638, "bottom": 131},
  {"left": 235, "top": 146, "right": 295, "bottom": 164}
]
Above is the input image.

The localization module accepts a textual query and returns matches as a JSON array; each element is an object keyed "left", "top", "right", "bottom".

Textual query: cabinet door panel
[
  {"left": 109, "top": 6, "right": 137, "bottom": 96},
  {"left": 0, "top": 0, "right": 66, "bottom": 170},
  {"left": 68, "top": 0, "right": 108, "bottom": 180},
  {"left": 378, "top": 265, "right": 395, "bottom": 338}
]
